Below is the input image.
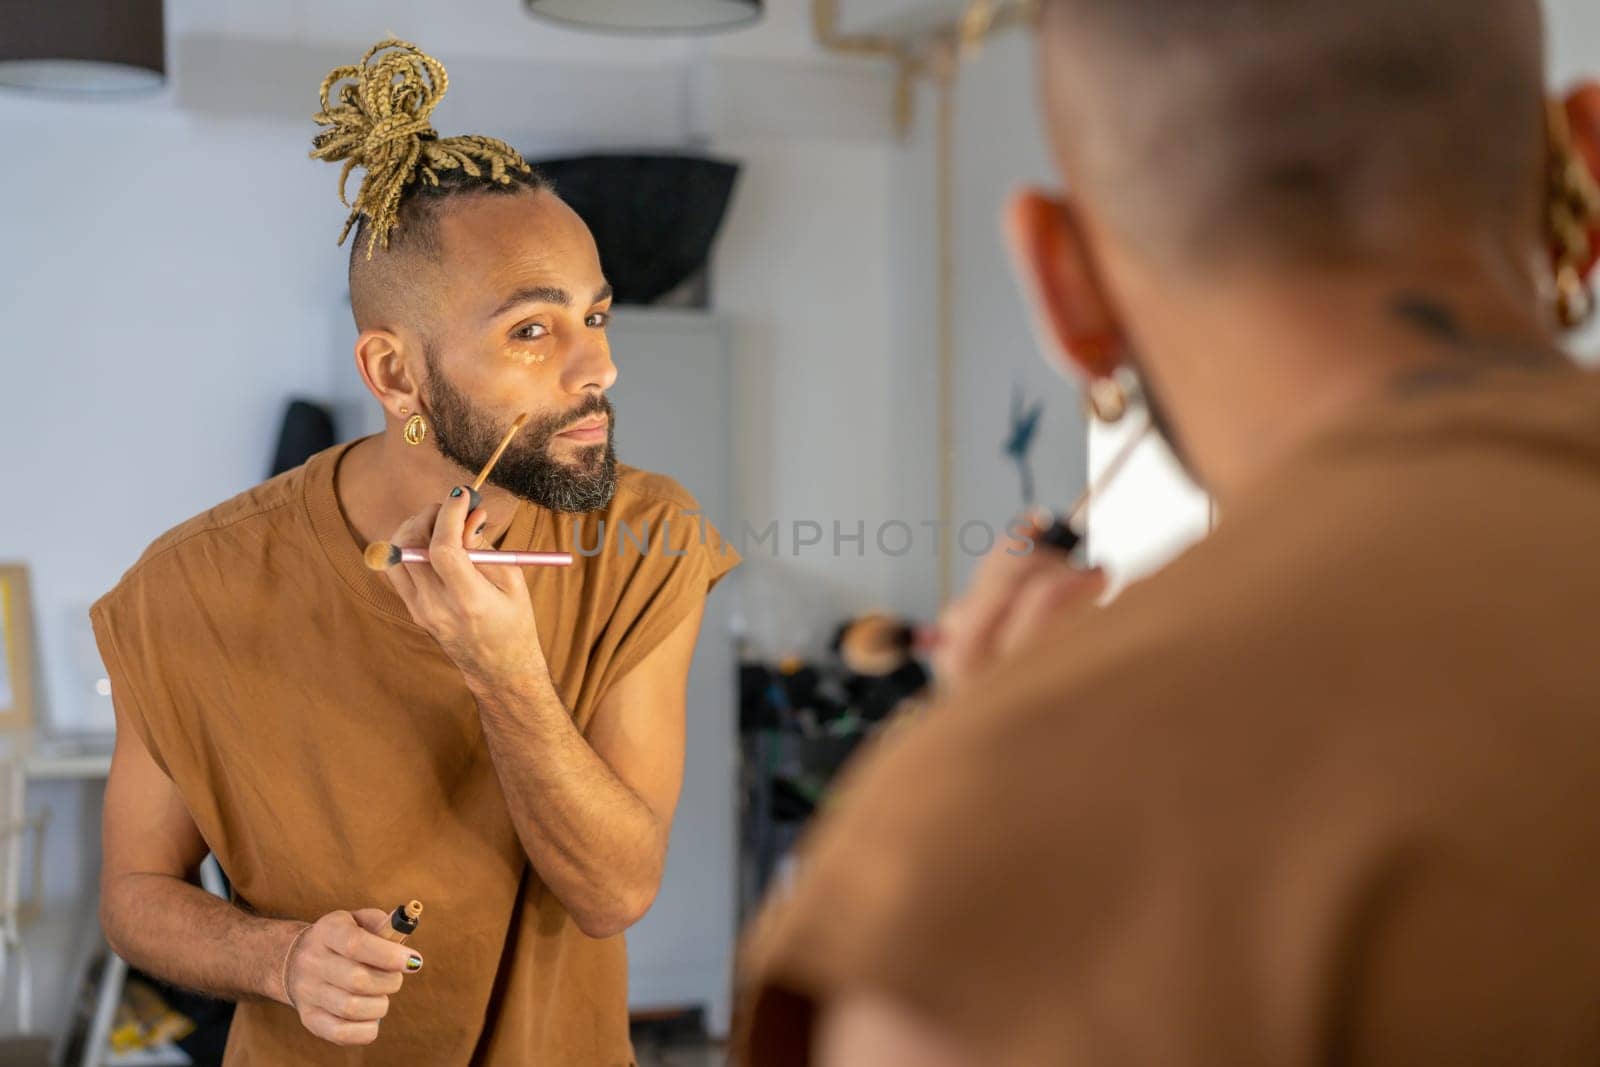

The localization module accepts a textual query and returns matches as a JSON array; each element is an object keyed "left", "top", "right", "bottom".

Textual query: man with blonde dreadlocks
[{"left": 90, "top": 39, "right": 738, "bottom": 1065}]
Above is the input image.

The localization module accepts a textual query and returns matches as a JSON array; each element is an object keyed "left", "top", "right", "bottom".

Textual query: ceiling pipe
[{"left": 810, "top": 0, "right": 1035, "bottom": 602}]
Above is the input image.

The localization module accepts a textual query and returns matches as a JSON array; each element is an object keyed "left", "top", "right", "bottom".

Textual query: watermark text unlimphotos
[{"left": 569, "top": 510, "right": 1040, "bottom": 559}]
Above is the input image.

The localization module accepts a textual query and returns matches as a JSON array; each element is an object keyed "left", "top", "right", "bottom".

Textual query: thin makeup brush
[
  {"left": 363, "top": 543, "right": 573, "bottom": 570},
  {"left": 364, "top": 412, "right": 575, "bottom": 571},
  {"left": 892, "top": 416, "right": 1155, "bottom": 657},
  {"left": 1031, "top": 415, "right": 1153, "bottom": 554},
  {"left": 464, "top": 411, "right": 530, "bottom": 511}
]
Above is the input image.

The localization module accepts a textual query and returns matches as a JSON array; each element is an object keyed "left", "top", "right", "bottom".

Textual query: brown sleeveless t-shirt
[
  {"left": 735, "top": 365, "right": 1600, "bottom": 1066},
  {"left": 91, "top": 440, "right": 739, "bottom": 1066}
]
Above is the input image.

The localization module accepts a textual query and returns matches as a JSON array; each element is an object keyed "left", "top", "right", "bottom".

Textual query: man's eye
[
  {"left": 516, "top": 323, "right": 549, "bottom": 340},
  {"left": 586, "top": 312, "right": 610, "bottom": 328}
]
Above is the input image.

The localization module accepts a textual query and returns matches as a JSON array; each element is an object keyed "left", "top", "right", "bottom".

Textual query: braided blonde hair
[{"left": 310, "top": 39, "right": 533, "bottom": 258}]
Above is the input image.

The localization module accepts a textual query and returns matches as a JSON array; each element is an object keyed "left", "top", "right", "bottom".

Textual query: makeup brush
[
  {"left": 462, "top": 412, "right": 530, "bottom": 511},
  {"left": 363, "top": 542, "right": 573, "bottom": 571},
  {"left": 853, "top": 418, "right": 1157, "bottom": 669},
  {"left": 1033, "top": 416, "right": 1153, "bottom": 554},
  {"left": 363, "top": 412, "right": 539, "bottom": 570}
]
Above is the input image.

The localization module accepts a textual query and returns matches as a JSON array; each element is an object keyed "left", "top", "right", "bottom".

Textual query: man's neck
[
  {"left": 335, "top": 428, "right": 525, "bottom": 549},
  {"left": 1135, "top": 269, "right": 1571, "bottom": 505}
]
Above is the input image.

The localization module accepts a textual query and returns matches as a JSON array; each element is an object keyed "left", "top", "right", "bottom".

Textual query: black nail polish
[
  {"left": 475, "top": 523, "right": 487, "bottom": 536},
  {"left": 450, "top": 487, "right": 463, "bottom": 498},
  {"left": 468, "top": 487, "right": 483, "bottom": 511}
]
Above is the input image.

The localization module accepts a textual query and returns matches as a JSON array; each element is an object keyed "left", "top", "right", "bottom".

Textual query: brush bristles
[{"left": 363, "top": 541, "right": 402, "bottom": 570}]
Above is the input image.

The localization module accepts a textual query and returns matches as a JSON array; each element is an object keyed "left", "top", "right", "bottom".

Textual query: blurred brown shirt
[
  {"left": 92, "top": 439, "right": 738, "bottom": 1066},
  {"left": 735, "top": 365, "right": 1600, "bottom": 1066}
]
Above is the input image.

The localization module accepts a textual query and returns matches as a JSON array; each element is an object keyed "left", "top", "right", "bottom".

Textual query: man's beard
[{"left": 422, "top": 353, "right": 618, "bottom": 513}]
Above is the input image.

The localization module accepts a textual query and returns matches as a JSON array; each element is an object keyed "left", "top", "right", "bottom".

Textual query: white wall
[
  {"left": 885, "top": 32, "right": 1099, "bottom": 616},
  {"left": 0, "top": 14, "right": 899, "bottom": 731},
  {"left": 884, "top": 0, "right": 1600, "bottom": 596},
  {"left": 0, "top": 7, "right": 900, "bottom": 1037}
]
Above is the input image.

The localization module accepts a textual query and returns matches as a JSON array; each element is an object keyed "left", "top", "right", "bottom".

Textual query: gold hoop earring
[
  {"left": 1547, "top": 100, "right": 1600, "bottom": 329},
  {"left": 403, "top": 413, "right": 428, "bottom": 446}
]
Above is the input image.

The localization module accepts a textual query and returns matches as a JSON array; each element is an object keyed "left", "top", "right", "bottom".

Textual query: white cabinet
[{"left": 606, "top": 310, "right": 738, "bottom": 1036}]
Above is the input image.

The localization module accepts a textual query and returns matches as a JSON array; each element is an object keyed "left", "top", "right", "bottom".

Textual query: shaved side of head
[
  {"left": 346, "top": 168, "right": 553, "bottom": 335},
  {"left": 1038, "top": 0, "right": 1548, "bottom": 273}
]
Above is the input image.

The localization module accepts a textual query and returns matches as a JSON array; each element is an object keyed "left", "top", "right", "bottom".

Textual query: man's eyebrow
[
  {"left": 489, "top": 285, "right": 571, "bottom": 319},
  {"left": 488, "top": 282, "right": 615, "bottom": 320}
]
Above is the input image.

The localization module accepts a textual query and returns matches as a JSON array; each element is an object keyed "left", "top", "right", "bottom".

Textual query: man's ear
[
  {"left": 1562, "top": 82, "right": 1600, "bottom": 277},
  {"left": 354, "top": 329, "right": 422, "bottom": 420},
  {"left": 1003, "top": 187, "right": 1128, "bottom": 382}
]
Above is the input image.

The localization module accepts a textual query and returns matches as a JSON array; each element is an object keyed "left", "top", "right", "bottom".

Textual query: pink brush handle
[{"left": 397, "top": 547, "right": 573, "bottom": 567}]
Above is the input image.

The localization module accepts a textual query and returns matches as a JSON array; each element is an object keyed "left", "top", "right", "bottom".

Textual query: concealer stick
[
  {"left": 912, "top": 417, "right": 1154, "bottom": 654},
  {"left": 378, "top": 899, "right": 423, "bottom": 945}
]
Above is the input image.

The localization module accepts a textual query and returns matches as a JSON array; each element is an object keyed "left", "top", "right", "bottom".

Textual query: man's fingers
[
  {"left": 319, "top": 957, "right": 404, "bottom": 997},
  {"left": 944, "top": 518, "right": 1051, "bottom": 639},
  {"left": 342, "top": 934, "right": 419, "bottom": 979},
  {"left": 310, "top": 983, "right": 390, "bottom": 1022},
  {"left": 351, "top": 909, "right": 391, "bottom": 935},
  {"left": 466, "top": 508, "right": 489, "bottom": 550},
  {"left": 331, "top": 920, "right": 421, "bottom": 974},
  {"left": 996, "top": 567, "right": 1107, "bottom": 661},
  {"left": 387, "top": 504, "right": 448, "bottom": 604},
  {"left": 480, "top": 556, "right": 528, "bottom": 597},
  {"left": 300, "top": 1005, "right": 381, "bottom": 1046},
  {"left": 430, "top": 489, "right": 493, "bottom": 596}
]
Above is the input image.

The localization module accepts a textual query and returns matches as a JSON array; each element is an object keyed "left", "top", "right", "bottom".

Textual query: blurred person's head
[
  {"left": 316, "top": 41, "right": 617, "bottom": 513},
  {"left": 1008, "top": 0, "right": 1600, "bottom": 497}
]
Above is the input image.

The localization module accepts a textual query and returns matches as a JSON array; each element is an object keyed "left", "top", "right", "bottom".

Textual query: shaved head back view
[
  {"left": 732, "top": 4, "right": 1600, "bottom": 1066},
  {"left": 1037, "top": 0, "right": 1548, "bottom": 273}
]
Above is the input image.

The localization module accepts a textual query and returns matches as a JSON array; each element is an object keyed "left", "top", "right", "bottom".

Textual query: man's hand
[
  {"left": 385, "top": 487, "right": 544, "bottom": 686},
  {"left": 282, "top": 909, "right": 420, "bottom": 1047},
  {"left": 932, "top": 516, "right": 1107, "bottom": 692}
]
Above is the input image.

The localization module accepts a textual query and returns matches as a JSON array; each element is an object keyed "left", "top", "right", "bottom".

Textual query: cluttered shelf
[{"left": 736, "top": 614, "right": 930, "bottom": 920}]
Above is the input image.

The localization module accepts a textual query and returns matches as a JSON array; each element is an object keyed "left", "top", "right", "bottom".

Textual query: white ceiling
[{"left": 162, "top": 0, "right": 970, "bottom": 65}]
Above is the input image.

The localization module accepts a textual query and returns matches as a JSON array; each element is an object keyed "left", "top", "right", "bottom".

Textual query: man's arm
[
  {"left": 100, "top": 697, "right": 420, "bottom": 1046},
  {"left": 100, "top": 698, "right": 301, "bottom": 1002},
  {"left": 470, "top": 601, "right": 700, "bottom": 939},
  {"left": 382, "top": 491, "right": 703, "bottom": 939}
]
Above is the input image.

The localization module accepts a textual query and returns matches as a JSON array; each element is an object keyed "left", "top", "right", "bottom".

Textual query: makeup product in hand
[
  {"left": 378, "top": 899, "right": 423, "bottom": 945},
  {"left": 1033, "top": 416, "right": 1153, "bottom": 555},
  {"left": 848, "top": 417, "right": 1157, "bottom": 669},
  {"left": 363, "top": 543, "right": 573, "bottom": 571},
  {"left": 364, "top": 411, "right": 547, "bottom": 569},
  {"left": 464, "top": 411, "right": 529, "bottom": 511}
]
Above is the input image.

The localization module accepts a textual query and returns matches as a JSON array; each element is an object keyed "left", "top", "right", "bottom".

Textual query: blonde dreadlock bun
[{"left": 310, "top": 39, "right": 532, "bottom": 258}]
